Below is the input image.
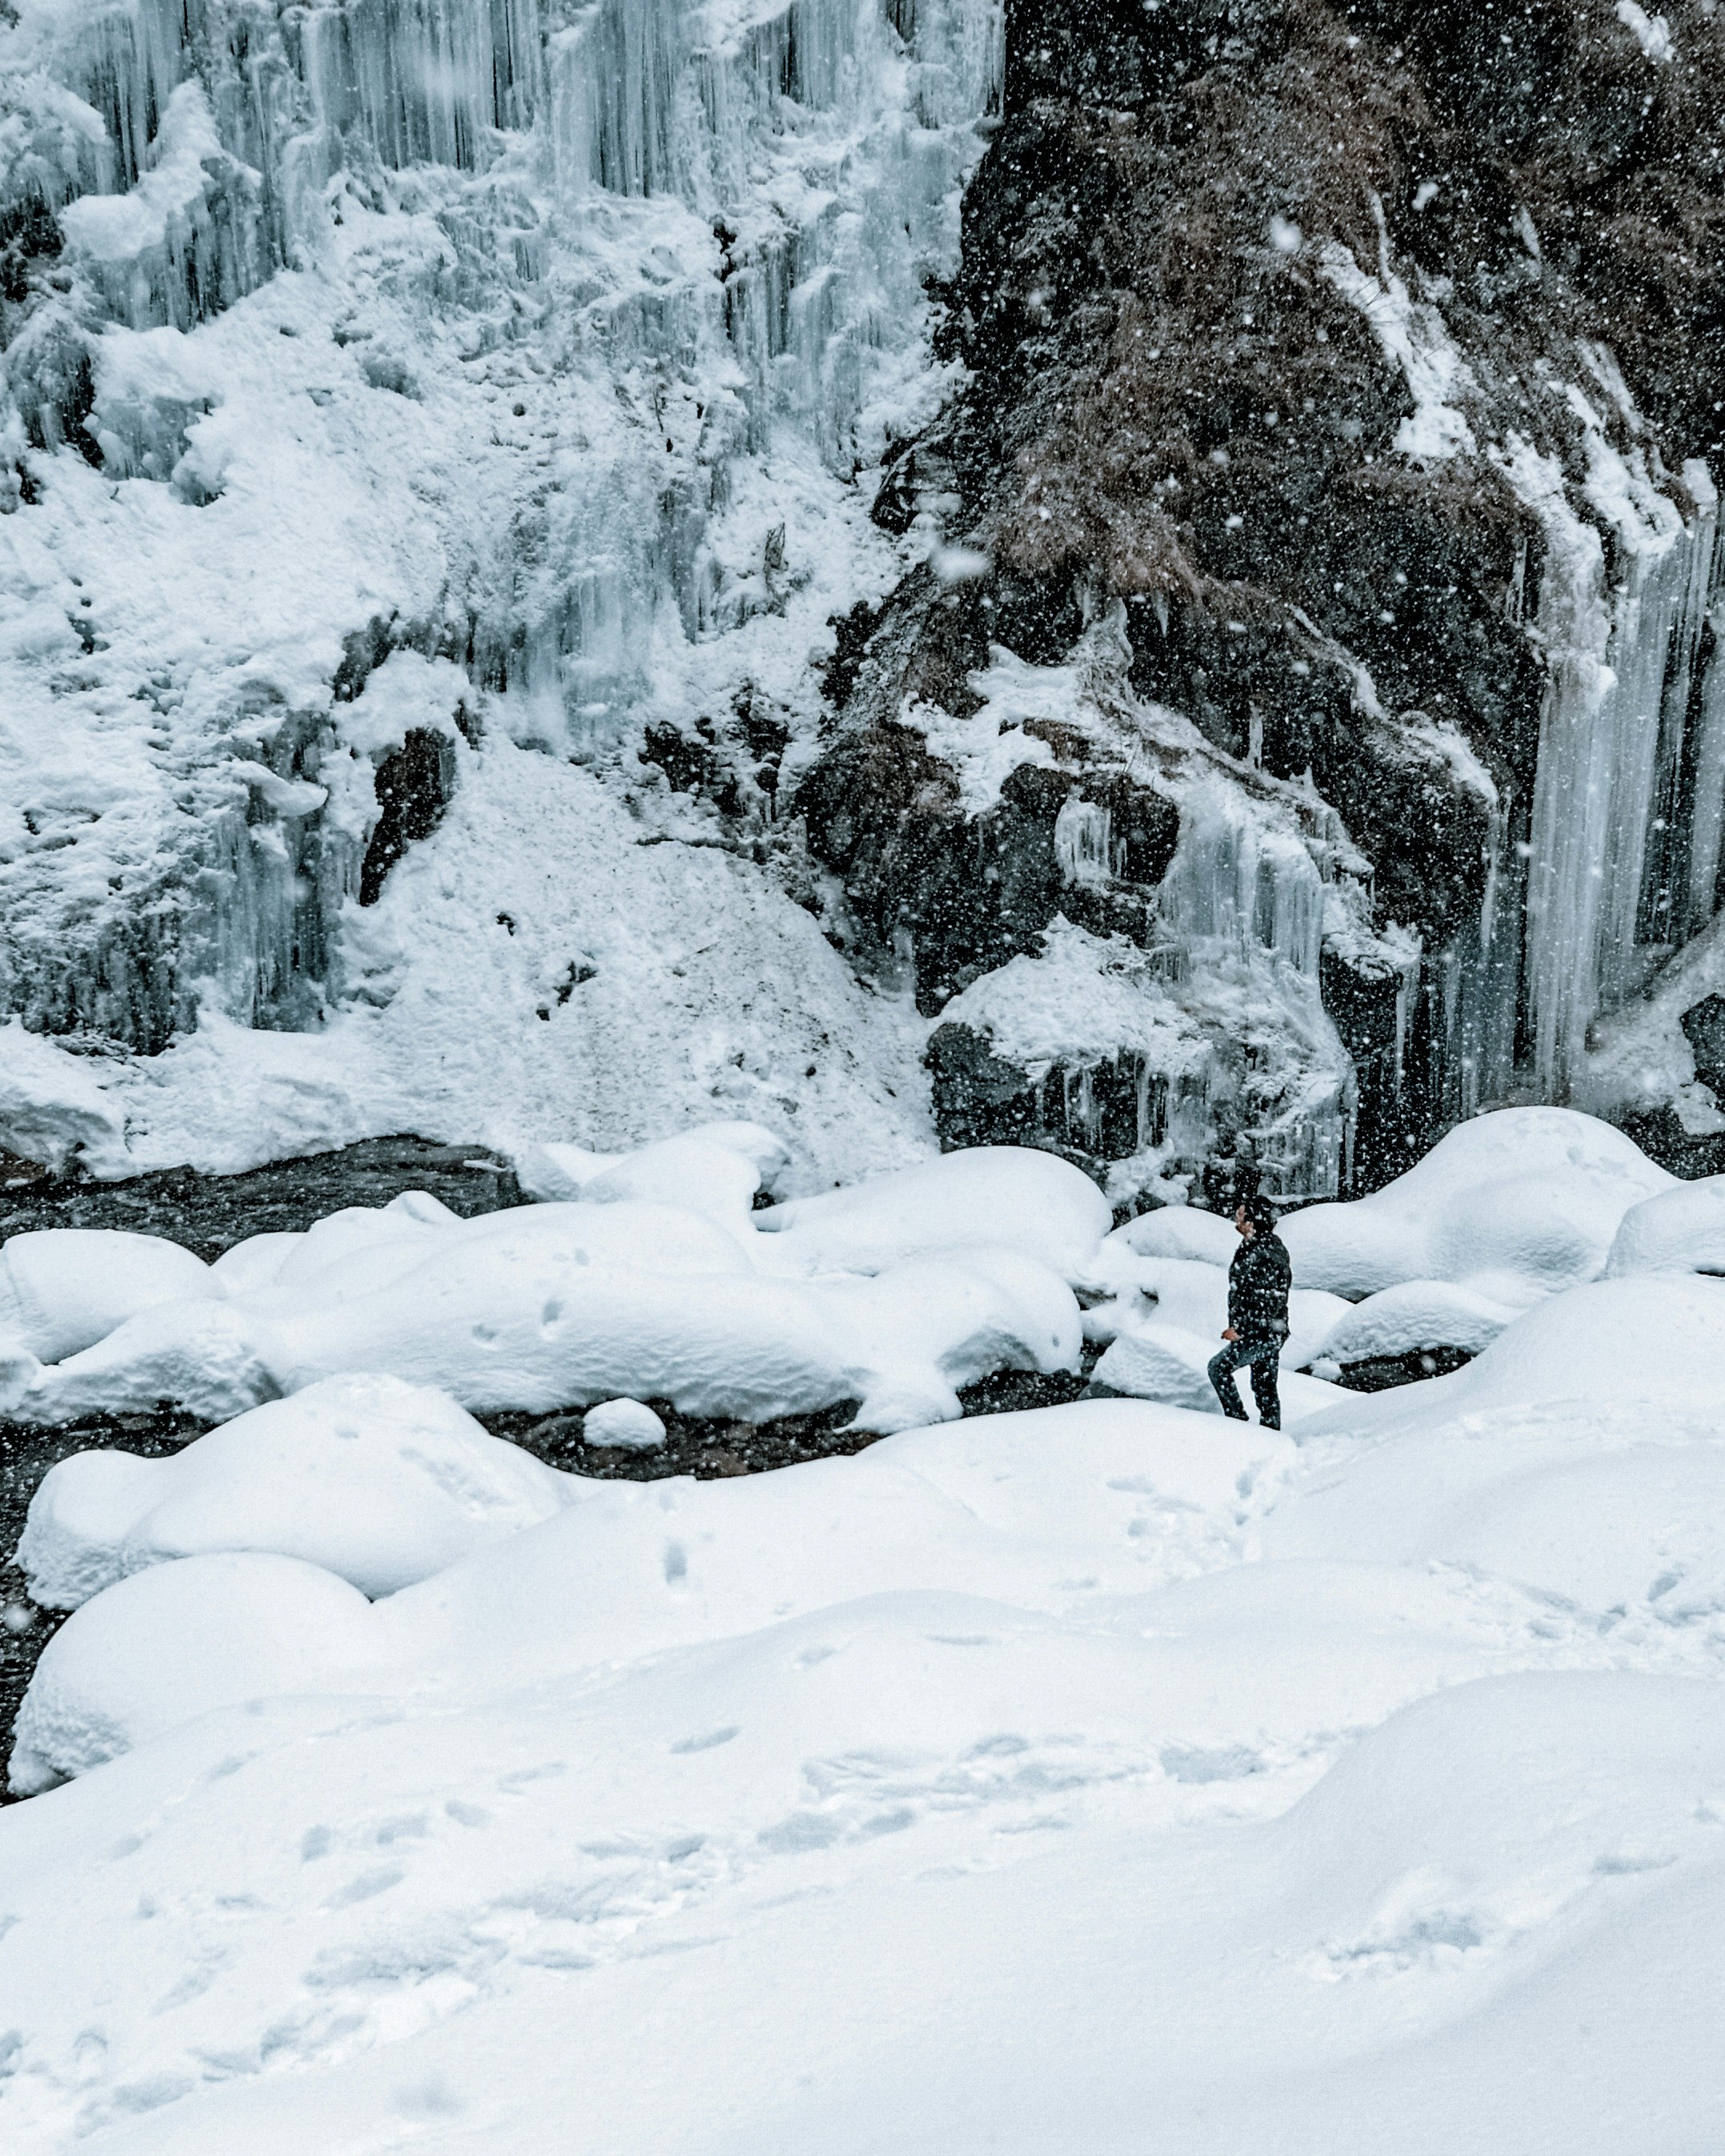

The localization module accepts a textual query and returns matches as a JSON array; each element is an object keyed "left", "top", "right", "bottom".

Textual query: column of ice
[
  {"left": 296, "top": 0, "right": 542, "bottom": 174},
  {"left": 528, "top": 0, "right": 1003, "bottom": 746},
  {"left": 1054, "top": 796, "right": 1114, "bottom": 886},
  {"left": 1688, "top": 583, "right": 1725, "bottom": 930},
  {"left": 1157, "top": 782, "right": 1348, "bottom": 1194},
  {"left": 1159, "top": 784, "right": 1323, "bottom": 979},
  {"left": 1522, "top": 441, "right": 1714, "bottom": 1094}
]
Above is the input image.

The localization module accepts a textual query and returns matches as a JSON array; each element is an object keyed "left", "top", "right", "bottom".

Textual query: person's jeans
[{"left": 1208, "top": 1336, "right": 1282, "bottom": 1430}]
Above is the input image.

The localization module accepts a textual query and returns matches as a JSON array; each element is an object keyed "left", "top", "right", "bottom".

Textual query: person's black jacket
[{"left": 1228, "top": 1230, "right": 1292, "bottom": 1341}]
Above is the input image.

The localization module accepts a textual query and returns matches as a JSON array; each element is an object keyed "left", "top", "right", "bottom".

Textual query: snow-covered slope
[{"left": 2, "top": 1255, "right": 1724, "bottom": 2149}]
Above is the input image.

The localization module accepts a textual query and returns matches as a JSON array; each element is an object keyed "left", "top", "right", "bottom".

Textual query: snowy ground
[{"left": 2, "top": 1110, "right": 1723, "bottom": 2150}]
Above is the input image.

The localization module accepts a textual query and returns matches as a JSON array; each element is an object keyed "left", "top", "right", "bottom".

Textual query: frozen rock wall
[
  {"left": 796, "top": 0, "right": 1725, "bottom": 1198},
  {"left": 5, "top": 0, "right": 1725, "bottom": 1206},
  {"left": 0, "top": 0, "right": 1003, "bottom": 1186}
]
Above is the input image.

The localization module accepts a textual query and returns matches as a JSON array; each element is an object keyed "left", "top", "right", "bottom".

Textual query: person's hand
[{"left": 1221, "top": 1326, "right": 1238, "bottom": 1342}]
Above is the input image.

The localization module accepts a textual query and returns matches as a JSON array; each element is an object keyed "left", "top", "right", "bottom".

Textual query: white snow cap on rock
[
  {"left": 1091, "top": 1321, "right": 1339, "bottom": 1423},
  {"left": 1605, "top": 1176, "right": 1725, "bottom": 1278},
  {"left": 0, "top": 1021, "right": 130, "bottom": 1178},
  {"left": 2, "top": 1147, "right": 1088, "bottom": 1434},
  {"left": 1311, "top": 1278, "right": 1523, "bottom": 1368},
  {"left": 582, "top": 1398, "right": 667, "bottom": 1452},
  {"left": 0, "top": 1228, "right": 220, "bottom": 1363},
  {"left": 1110, "top": 1205, "right": 1241, "bottom": 1267},
  {"left": 11, "top": 1398, "right": 1293, "bottom": 1792},
  {"left": 512, "top": 1122, "right": 788, "bottom": 1229},
  {"left": 1280, "top": 1106, "right": 1670, "bottom": 1302},
  {"left": 15, "top": 1374, "right": 574, "bottom": 1611},
  {"left": 757, "top": 1144, "right": 1112, "bottom": 1282}
]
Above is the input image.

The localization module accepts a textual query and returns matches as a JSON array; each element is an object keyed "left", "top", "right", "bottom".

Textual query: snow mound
[
  {"left": 582, "top": 1398, "right": 667, "bottom": 1451},
  {"left": 1091, "top": 1319, "right": 1339, "bottom": 1423},
  {"left": 1266, "top": 1434, "right": 1725, "bottom": 1619},
  {"left": 1605, "top": 1176, "right": 1725, "bottom": 1278},
  {"left": 15, "top": 1374, "right": 573, "bottom": 1610},
  {"left": 10, "top": 1399, "right": 1288, "bottom": 1790},
  {"left": 6, "top": 1266, "right": 1725, "bottom": 2152},
  {"left": 756, "top": 1144, "right": 1112, "bottom": 1282},
  {"left": 1312, "top": 1278, "right": 1521, "bottom": 1366},
  {"left": 0, "top": 1019, "right": 130, "bottom": 1178},
  {"left": 1087, "top": 1248, "right": 1349, "bottom": 1371},
  {"left": 1109, "top": 1205, "right": 1241, "bottom": 1266},
  {"left": 1280, "top": 1106, "right": 1671, "bottom": 1302},
  {"left": 1266, "top": 1277, "right": 1725, "bottom": 1618},
  {"left": 4, "top": 1182, "right": 1082, "bottom": 1434},
  {"left": 10, "top": 1553, "right": 380, "bottom": 1798},
  {"left": 512, "top": 1122, "right": 788, "bottom": 1230},
  {"left": 0, "top": 1227, "right": 219, "bottom": 1362}
]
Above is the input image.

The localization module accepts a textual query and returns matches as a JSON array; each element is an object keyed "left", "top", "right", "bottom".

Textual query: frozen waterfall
[
  {"left": 0, "top": 0, "right": 1003, "bottom": 1118},
  {"left": 1519, "top": 438, "right": 1723, "bottom": 1096}
]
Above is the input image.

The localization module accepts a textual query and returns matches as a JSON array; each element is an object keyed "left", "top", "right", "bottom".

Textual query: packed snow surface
[{"left": 5, "top": 1241, "right": 1725, "bottom": 2149}]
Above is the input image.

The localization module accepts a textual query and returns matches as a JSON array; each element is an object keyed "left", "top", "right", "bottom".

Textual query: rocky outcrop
[{"left": 795, "top": 0, "right": 1725, "bottom": 1198}]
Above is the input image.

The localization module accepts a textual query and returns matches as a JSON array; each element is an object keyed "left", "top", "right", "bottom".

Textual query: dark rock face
[
  {"left": 796, "top": 0, "right": 1725, "bottom": 1197},
  {"left": 358, "top": 729, "right": 458, "bottom": 906}
]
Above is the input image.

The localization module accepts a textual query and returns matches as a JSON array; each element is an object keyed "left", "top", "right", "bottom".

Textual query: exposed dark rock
[
  {"left": 1332, "top": 1344, "right": 1475, "bottom": 1391},
  {"left": 1619, "top": 1106, "right": 1725, "bottom": 1182},
  {"left": 796, "top": 0, "right": 1725, "bottom": 1198},
  {"left": 358, "top": 729, "right": 458, "bottom": 906},
  {"left": 0, "top": 1136, "right": 525, "bottom": 1262},
  {"left": 1681, "top": 994, "right": 1725, "bottom": 1098},
  {"left": 927, "top": 1022, "right": 1042, "bottom": 1149}
]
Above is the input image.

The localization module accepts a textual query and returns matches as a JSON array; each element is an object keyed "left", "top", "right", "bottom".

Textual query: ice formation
[
  {"left": 0, "top": 0, "right": 1003, "bottom": 1184},
  {"left": 1325, "top": 233, "right": 1725, "bottom": 1130},
  {"left": 925, "top": 614, "right": 1391, "bottom": 1202}
]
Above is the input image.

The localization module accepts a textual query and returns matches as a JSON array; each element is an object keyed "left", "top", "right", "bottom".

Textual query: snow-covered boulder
[
  {"left": 0, "top": 1020, "right": 131, "bottom": 1178},
  {"left": 10, "top": 1397, "right": 1287, "bottom": 1791},
  {"left": 1311, "top": 1280, "right": 1521, "bottom": 1369},
  {"left": 1091, "top": 1320, "right": 1339, "bottom": 1423},
  {"left": 10, "top": 1553, "right": 381, "bottom": 1797},
  {"left": 1089, "top": 1250, "right": 1349, "bottom": 1372},
  {"left": 1108, "top": 1206, "right": 1241, "bottom": 1267},
  {"left": 2, "top": 1198, "right": 1080, "bottom": 1435},
  {"left": 1605, "top": 1177, "right": 1725, "bottom": 1279},
  {"left": 757, "top": 1145, "right": 1111, "bottom": 1282},
  {"left": 15, "top": 1374, "right": 573, "bottom": 1610},
  {"left": 1279, "top": 1107, "right": 1671, "bottom": 1302},
  {"left": 513, "top": 1122, "right": 789, "bottom": 1230},
  {"left": 582, "top": 1398, "right": 667, "bottom": 1450},
  {"left": 1299, "top": 1273, "right": 1725, "bottom": 1450},
  {"left": 0, "top": 1227, "right": 220, "bottom": 1363},
  {"left": 1268, "top": 1276, "right": 1725, "bottom": 1618}
]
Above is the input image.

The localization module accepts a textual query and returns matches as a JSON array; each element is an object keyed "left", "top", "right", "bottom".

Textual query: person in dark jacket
[{"left": 1208, "top": 1195, "right": 1292, "bottom": 1430}]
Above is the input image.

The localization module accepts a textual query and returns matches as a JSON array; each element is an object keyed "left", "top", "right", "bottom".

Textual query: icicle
[
  {"left": 1054, "top": 797, "right": 1112, "bottom": 887},
  {"left": 1515, "top": 424, "right": 1718, "bottom": 1095}
]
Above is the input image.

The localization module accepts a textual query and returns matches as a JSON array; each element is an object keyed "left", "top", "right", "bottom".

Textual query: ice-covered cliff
[
  {"left": 3, "top": 0, "right": 1724, "bottom": 1206},
  {"left": 0, "top": 0, "right": 1000, "bottom": 1186},
  {"left": 797, "top": 0, "right": 1725, "bottom": 1198}
]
